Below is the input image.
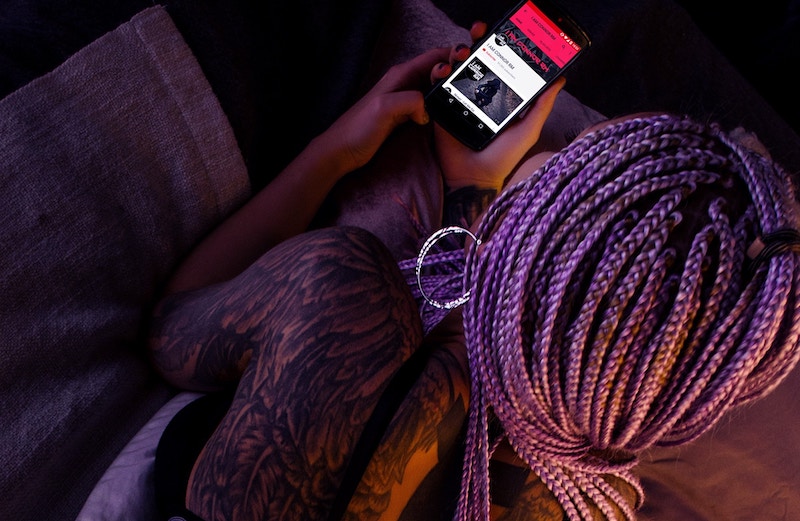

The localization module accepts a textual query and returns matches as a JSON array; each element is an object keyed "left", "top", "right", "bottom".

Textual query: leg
[
  {"left": 151, "top": 227, "right": 424, "bottom": 521},
  {"left": 343, "top": 311, "right": 471, "bottom": 521}
]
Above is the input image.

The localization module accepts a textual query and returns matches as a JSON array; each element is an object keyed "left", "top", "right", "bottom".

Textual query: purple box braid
[{"left": 402, "top": 113, "right": 800, "bottom": 520}]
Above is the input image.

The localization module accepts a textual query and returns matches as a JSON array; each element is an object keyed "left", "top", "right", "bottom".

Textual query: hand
[
  {"left": 315, "top": 46, "right": 451, "bottom": 178},
  {"left": 430, "top": 22, "right": 565, "bottom": 193}
]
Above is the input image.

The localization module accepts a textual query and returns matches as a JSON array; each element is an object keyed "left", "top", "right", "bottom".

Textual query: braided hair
[{"left": 407, "top": 113, "right": 800, "bottom": 520}]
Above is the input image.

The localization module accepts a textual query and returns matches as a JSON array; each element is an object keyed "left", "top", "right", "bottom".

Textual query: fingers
[
  {"left": 376, "top": 20, "right": 488, "bottom": 93},
  {"left": 469, "top": 21, "right": 487, "bottom": 43},
  {"left": 430, "top": 62, "right": 451, "bottom": 84},
  {"left": 429, "top": 42, "right": 471, "bottom": 84},
  {"left": 449, "top": 43, "right": 471, "bottom": 64},
  {"left": 373, "top": 90, "right": 429, "bottom": 132},
  {"left": 430, "top": 40, "right": 474, "bottom": 84},
  {"left": 527, "top": 77, "right": 566, "bottom": 124},
  {"left": 377, "top": 46, "right": 451, "bottom": 92},
  {"left": 391, "top": 91, "right": 429, "bottom": 126},
  {"left": 429, "top": 21, "right": 487, "bottom": 84}
]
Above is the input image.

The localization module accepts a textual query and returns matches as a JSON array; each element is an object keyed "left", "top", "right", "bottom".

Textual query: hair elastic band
[{"left": 748, "top": 228, "right": 800, "bottom": 272}]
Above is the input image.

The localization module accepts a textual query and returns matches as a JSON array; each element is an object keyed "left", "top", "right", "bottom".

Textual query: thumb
[{"left": 502, "top": 77, "right": 565, "bottom": 150}]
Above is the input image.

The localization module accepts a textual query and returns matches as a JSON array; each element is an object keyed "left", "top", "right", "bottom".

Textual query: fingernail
[{"left": 456, "top": 44, "right": 469, "bottom": 52}]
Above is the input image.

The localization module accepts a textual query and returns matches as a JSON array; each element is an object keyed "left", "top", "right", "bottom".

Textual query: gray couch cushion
[{"left": 0, "top": 7, "right": 249, "bottom": 521}]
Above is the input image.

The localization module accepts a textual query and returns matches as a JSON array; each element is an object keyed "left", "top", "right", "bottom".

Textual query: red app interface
[
  {"left": 511, "top": 1, "right": 581, "bottom": 68},
  {"left": 438, "top": 1, "right": 584, "bottom": 134}
]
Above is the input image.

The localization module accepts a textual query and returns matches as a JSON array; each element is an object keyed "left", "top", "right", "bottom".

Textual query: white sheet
[{"left": 76, "top": 392, "right": 203, "bottom": 521}]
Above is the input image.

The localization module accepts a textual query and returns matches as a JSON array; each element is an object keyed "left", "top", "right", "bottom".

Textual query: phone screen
[{"left": 426, "top": 0, "right": 589, "bottom": 150}]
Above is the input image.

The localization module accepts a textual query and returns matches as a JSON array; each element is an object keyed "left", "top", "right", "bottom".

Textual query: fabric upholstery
[{"left": 0, "top": 7, "right": 249, "bottom": 521}]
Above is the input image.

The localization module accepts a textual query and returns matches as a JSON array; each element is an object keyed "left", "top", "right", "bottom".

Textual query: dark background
[
  {"left": 437, "top": 0, "right": 800, "bottom": 137},
  {"left": 1, "top": 0, "right": 798, "bottom": 184},
  {"left": 675, "top": 0, "right": 799, "bottom": 135},
  {"left": 0, "top": 0, "right": 800, "bottom": 188}
]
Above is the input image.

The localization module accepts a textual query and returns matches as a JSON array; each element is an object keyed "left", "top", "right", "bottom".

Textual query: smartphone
[{"left": 425, "top": 0, "right": 590, "bottom": 150}]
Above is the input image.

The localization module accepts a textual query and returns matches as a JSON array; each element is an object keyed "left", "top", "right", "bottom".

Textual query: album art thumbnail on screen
[{"left": 448, "top": 57, "right": 523, "bottom": 126}]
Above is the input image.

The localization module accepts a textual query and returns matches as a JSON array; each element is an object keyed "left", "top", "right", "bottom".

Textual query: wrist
[
  {"left": 442, "top": 185, "right": 497, "bottom": 229},
  {"left": 305, "top": 133, "right": 353, "bottom": 181}
]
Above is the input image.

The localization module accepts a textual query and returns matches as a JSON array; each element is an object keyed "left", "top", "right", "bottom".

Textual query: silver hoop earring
[{"left": 415, "top": 226, "right": 481, "bottom": 309}]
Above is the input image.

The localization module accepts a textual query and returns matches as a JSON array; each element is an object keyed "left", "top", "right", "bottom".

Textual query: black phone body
[{"left": 425, "top": 0, "right": 590, "bottom": 150}]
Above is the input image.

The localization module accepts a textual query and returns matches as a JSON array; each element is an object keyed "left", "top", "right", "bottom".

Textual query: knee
[
  {"left": 302, "top": 226, "right": 393, "bottom": 268},
  {"left": 258, "top": 226, "right": 403, "bottom": 287},
  {"left": 251, "top": 226, "right": 421, "bottom": 330}
]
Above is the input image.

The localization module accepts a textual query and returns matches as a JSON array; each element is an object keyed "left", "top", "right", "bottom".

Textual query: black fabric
[
  {"left": 552, "top": 0, "right": 800, "bottom": 177},
  {"left": 0, "top": 0, "right": 152, "bottom": 97},
  {"left": 672, "top": 0, "right": 800, "bottom": 134},
  {"left": 488, "top": 460, "right": 531, "bottom": 508},
  {"left": 154, "top": 390, "right": 234, "bottom": 521},
  {"left": 163, "top": 0, "right": 392, "bottom": 191}
]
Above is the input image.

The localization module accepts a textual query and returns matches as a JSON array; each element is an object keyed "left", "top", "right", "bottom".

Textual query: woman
[
  {"left": 149, "top": 23, "right": 800, "bottom": 521},
  {"left": 150, "top": 22, "right": 567, "bottom": 520}
]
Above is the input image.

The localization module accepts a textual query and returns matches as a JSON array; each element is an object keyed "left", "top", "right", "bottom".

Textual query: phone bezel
[{"left": 424, "top": 0, "right": 591, "bottom": 150}]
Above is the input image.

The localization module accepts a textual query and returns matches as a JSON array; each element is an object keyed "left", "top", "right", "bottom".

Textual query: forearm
[{"left": 165, "top": 134, "right": 350, "bottom": 294}]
